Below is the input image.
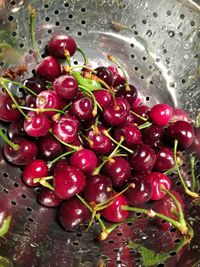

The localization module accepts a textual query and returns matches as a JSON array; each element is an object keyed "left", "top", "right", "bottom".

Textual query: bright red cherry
[
  {"left": 149, "top": 103, "right": 172, "bottom": 126},
  {"left": 0, "top": 94, "right": 20, "bottom": 122},
  {"left": 53, "top": 75, "right": 78, "bottom": 100},
  {"left": 116, "top": 84, "right": 138, "bottom": 105},
  {"left": 154, "top": 146, "right": 174, "bottom": 172},
  {"left": 131, "top": 105, "right": 150, "bottom": 125},
  {"left": 71, "top": 96, "right": 94, "bottom": 121},
  {"left": 107, "top": 65, "right": 126, "bottom": 87},
  {"left": 93, "top": 89, "right": 112, "bottom": 108},
  {"left": 142, "top": 124, "right": 164, "bottom": 148},
  {"left": 38, "top": 188, "right": 62, "bottom": 207},
  {"left": 39, "top": 134, "right": 63, "bottom": 161},
  {"left": 95, "top": 67, "right": 114, "bottom": 87}
]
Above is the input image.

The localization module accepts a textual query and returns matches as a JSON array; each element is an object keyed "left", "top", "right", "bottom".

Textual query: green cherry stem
[
  {"left": 33, "top": 175, "right": 54, "bottom": 191},
  {"left": 174, "top": 140, "right": 199, "bottom": 198},
  {"left": 138, "top": 121, "right": 152, "bottom": 130},
  {"left": 77, "top": 47, "right": 88, "bottom": 65},
  {"left": 108, "top": 136, "right": 124, "bottom": 158},
  {"left": 70, "top": 65, "right": 96, "bottom": 74},
  {"left": 19, "top": 106, "right": 66, "bottom": 115},
  {"left": 52, "top": 102, "right": 72, "bottom": 121},
  {"left": 47, "top": 150, "right": 75, "bottom": 168},
  {"left": 130, "top": 110, "right": 148, "bottom": 121},
  {"left": 190, "top": 156, "right": 196, "bottom": 192},
  {"left": 33, "top": 175, "right": 53, "bottom": 184},
  {"left": 0, "top": 129, "right": 19, "bottom": 150},
  {"left": 64, "top": 49, "right": 71, "bottom": 67},
  {"left": 163, "top": 166, "right": 177, "bottom": 175}
]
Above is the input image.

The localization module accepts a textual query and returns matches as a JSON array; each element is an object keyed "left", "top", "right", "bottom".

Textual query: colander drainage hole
[
  {"left": 28, "top": 217, "right": 34, "bottom": 222},
  {"left": 14, "top": 182, "right": 19, "bottom": 187},
  {"left": 8, "top": 16, "right": 14, "bottom": 21},
  {"left": 21, "top": 194, "right": 27, "bottom": 199},
  {"left": 170, "top": 227, "right": 176, "bottom": 233},
  {"left": 3, "top": 172, "right": 8, "bottom": 177},
  {"left": 11, "top": 200, "right": 16, "bottom": 205},
  {"left": 10, "top": 0, "right": 15, "bottom": 5},
  {"left": 27, "top": 207, "right": 32, "bottom": 212},
  {"left": 157, "top": 264, "right": 165, "bottom": 267},
  {"left": 174, "top": 238, "right": 181, "bottom": 243},
  {"left": 169, "top": 251, "right": 176, "bottom": 256},
  {"left": 64, "top": 2, "right": 69, "bottom": 8},
  {"left": 81, "top": 7, "right": 86, "bottom": 13},
  {"left": 116, "top": 232, "right": 122, "bottom": 236},
  {"left": 108, "top": 239, "right": 114, "bottom": 243},
  {"left": 3, "top": 189, "right": 9, "bottom": 193}
]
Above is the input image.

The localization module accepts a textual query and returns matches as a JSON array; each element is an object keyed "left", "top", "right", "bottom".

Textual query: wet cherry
[
  {"left": 71, "top": 96, "right": 94, "bottom": 121},
  {"left": 149, "top": 103, "right": 172, "bottom": 126},
  {"left": 95, "top": 67, "right": 114, "bottom": 87},
  {"left": 116, "top": 84, "right": 138, "bottom": 105},
  {"left": 8, "top": 117, "right": 26, "bottom": 139},
  {"left": 0, "top": 94, "right": 21, "bottom": 122},
  {"left": 107, "top": 65, "right": 126, "bottom": 87},
  {"left": 23, "top": 77, "right": 46, "bottom": 94},
  {"left": 93, "top": 89, "right": 112, "bottom": 108},
  {"left": 38, "top": 188, "right": 62, "bottom": 207},
  {"left": 131, "top": 105, "right": 150, "bottom": 125},
  {"left": 142, "top": 124, "right": 164, "bottom": 148},
  {"left": 154, "top": 146, "right": 174, "bottom": 172},
  {"left": 39, "top": 134, "right": 63, "bottom": 161},
  {"left": 53, "top": 74, "right": 78, "bottom": 100}
]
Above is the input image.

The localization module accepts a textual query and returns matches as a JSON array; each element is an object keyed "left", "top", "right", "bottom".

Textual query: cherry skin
[
  {"left": 171, "top": 107, "right": 192, "bottom": 123},
  {"left": 149, "top": 103, "right": 172, "bottom": 126},
  {"left": 104, "top": 157, "right": 131, "bottom": 187},
  {"left": 38, "top": 188, "right": 62, "bottom": 207},
  {"left": 166, "top": 120, "right": 195, "bottom": 149},
  {"left": 53, "top": 75, "right": 78, "bottom": 100},
  {"left": 35, "top": 56, "right": 61, "bottom": 82},
  {"left": 103, "top": 97, "right": 130, "bottom": 126},
  {"left": 154, "top": 146, "right": 174, "bottom": 172},
  {"left": 59, "top": 197, "right": 91, "bottom": 232},
  {"left": 36, "top": 90, "right": 61, "bottom": 117},
  {"left": 22, "top": 159, "right": 48, "bottom": 187},
  {"left": 141, "top": 124, "right": 164, "bottom": 148},
  {"left": 95, "top": 66, "right": 114, "bottom": 87},
  {"left": 24, "top": 95, "right": 36, "bottom": 110},
  {"left": 93, "top": 89, "right": 112, "bottom": 108},
  {"left": 39, "top": 134, "right": 63, "bottom": 161},
  {"left": 0, "top": 94, "right": 20, "bottom": 122},
  {"left": 124, "top": 112, "right": 135, "bottom": 123},
  {"left": 71, "top": 96, "right": 94, "bottom": 121},
  {"left": 116, "top": 84, "right": 138, "bottom": 105},
  {"left": 47, "top": 34, "right": 77, "bottom": 58},
  {"left": 23, "top": 111, "right": 51, "bottom": 137},
  {"left": 114, "top": 122, "right": 141, "bottom": 147},
  {"left": 4, "top": 137, "right": 38, "bottom": 166},
  {"left": 146, "top": 172, "right": 171, "bottom": 200},
  {"left": 101, "top": 193, "right": 129, "bottom": 223},
  {"left": 23, "top": 77, "right": 46, "bottom": 94},
  {"left": 131, "top": 105, "right": 150, "bottom": 125},
  {"left": 52, "top": 114, "right": 80, "bottom": 143},
  {"left": 69, "top": 148, "right": 98, "bottom": 174},
  {"left": 84, "top": 174, "right": 112, "bottom": 204},
  {"left": 129, "top": 143, "right": 156, "bottom": 173},
  {"left": 188, "top": 127, "right": 200, "bottom": 156},
  {"left": 54, "top": 164, "right": 86, "bottom": 199},
  {"left": 8, "top": 117, "right": 26, "bottom": 139},
  {"left": 107, "top": 65, "right": 126, "bottom": 87}
]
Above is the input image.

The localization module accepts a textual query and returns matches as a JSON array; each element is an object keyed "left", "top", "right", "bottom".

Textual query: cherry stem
[
  {"left": 190, "top": 156, "right": 196, "bottom": 192},
  {"left": 0, "top": 129, "right": 19, "bottom": 151},
  {"left": 70, "top": 65, "right": 96, "bottom": 74},
  {"left": 108, "top": 55, "right": 129, "bottom": 91},
  {"left": 77, "top": 47, "right": 88, "bottom": 65},
  {"left": 64, "top": 49, "right": 71, "bottom": 67},
  {"left": 0, "top": 79, "right": 28, "bottom": 119},
  {"left": 28, "top": 5, "right": 42, "bottom": 61},
  {"left": 130, "top": 110, "right": 148, "bottom": 121},
  {"left": 33, "top": 175, "right": 53, "bottom": 183},
  {"left": 138, "top": 121, "right": 152, "bottom": 130},
  {"left": 103, "top": 130, "right": 133, "bottom": 154},
  {"left": 163, "top": 166, "right": 177, "bottom": 175},
  {"left": 49, "top": 129, "right": 81, "bottom": 151},
  {"left": 196, "top": 112, "right": 200, "bottom": 128},
  {"left": 109, "top": 136, "right": 124, "bottom": 158},
  {"left": 174, "top": 140, "right": 199, "bottom": 198},
  {"left": 19, "top": 106, "right": 66, "bottom": 115},
  {"left": 47, "top": 150, "right": 75, "bottom": 168},
  {"left": 92, "top": 157, "right": 108, "bottom": 175},
  {"left": 52, "top": 102, "right": 72, "bottom": 121}
]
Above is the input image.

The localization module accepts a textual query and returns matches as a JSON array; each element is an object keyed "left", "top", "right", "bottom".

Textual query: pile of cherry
[{"left": 0, "top": 34, "right": 199, "bottom": 239}]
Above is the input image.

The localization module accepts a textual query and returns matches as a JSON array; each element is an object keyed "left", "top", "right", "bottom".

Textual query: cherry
[
  {"left": 39, "top": 134, "right": 63, "bottom": 161},
  {"left": 141, "top": 124, "right": 164, "bottom": 148},
  {"left": 54, "top": 164, "right": 86, "bottom": 199},
  {"left": 93, "top": 89, "right": 112, "bottom": 108},
  {"left": 188, "top": 127, "right": 200, "bottom": 156},
  {"left": 124, "top": 176, "right": 152, "bottom": 207},
  {"left": 47, "top": 34, "right": 77, "bottom": 58},
  {"left": 8, "top": 117, "right": 26, "bottom": 139},
  {"left": 23, "top": 111, "right": 51, "bottom": 137},
  {"left": 104, "top": 157, "right": 131, "bottom": 187},
  {"left": 171, "top": 107, "right": 192, "bottom": 123},
  {"left": 107, "top": 65, "right": 126, "bottom": 87},
  {"left": 124, "top": 112, "right": 135, "bottom": 123},
  {"left": 4, "top": 137, "right": 38, "bottom": 165},
  {"left": 35, "top": 56, "right": 61, "bottom": 82},
  {"left": 69, "top": 148, "right": 98, "bottom": 174},
  {"left": 131, "top": 105, "right": 150, "bottom": 125},
  {"left": 129, "top": 143, "right": 156, "bottom": 173},
  {"left": 149, "top": 103, "right": 172, "bottom": 126},
  {"left": 116, "top": 84, "right": 138, "bottom": 105},
  {"left": 53, "top": 75, "right": 78, "bottom": 100},
  {"left": 52, "top": 114, "right": 80, "bottom": 143},
  {"left": 36, "top": 90, "right": 61, "bottom": 117},
  {"left": 71, "top": 96, "right": 94, "bottom": 121},
  {"left": 154, "top": 146, "right": 174, "bottom": 172},
  {"left": 114, "top": 122, "right": 141, "bottom": 147},
  {"left": 23, "top": 77, "right": 46, "bottom": 94},
  {"left": 0, "top": 94, "right": 21, "bottom": 122},
  {"left": 166, "top": 120, "right": 195, "bottom": 149},
  {"left": 22, "top": 159, "right": 48, "bottom": 187},
  {"left": 59, "top": 197, "right": 91, "bottom": 231},
  {"left": 84, "top": 174, "right": 112, "bottom": 204},
  {"left": 24, "top": 95, "right": 36, "bottom": 110},
  {"left": 101, "top": 193, "right": 129, "bottom": 223},
  {"left": 146, "top": 172, "right": 171, "bottom": 200},
  {"left": 95, "top": 67, "right": 114, "bottom": 87},
  {"left": 50, "top": 159, "right": 68, "bottom": 174},
  {"left": 38, "top": 188, "right": 62, "bottom": 207},
  {"left": 103, "top": 97, "right": 130, "bottom": 126}
]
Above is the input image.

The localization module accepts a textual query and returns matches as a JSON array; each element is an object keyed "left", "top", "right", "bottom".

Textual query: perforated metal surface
[{"left": 0, "top": 0, "right": 200, "bottom": 266}]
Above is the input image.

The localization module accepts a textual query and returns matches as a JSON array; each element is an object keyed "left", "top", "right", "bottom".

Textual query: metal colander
[{"left": 0, "top": 0, "right": 200, "bottom": 266}]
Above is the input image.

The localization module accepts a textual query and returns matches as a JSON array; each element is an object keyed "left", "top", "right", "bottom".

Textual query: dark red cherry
[
  {"left": 71, "top": 96, "right": 94, "bottom": 121},
  {"left": 8, "top": 117, "right": 26, "bottom": 139},
  {"left": 131, "top": 105, "right": 150, "bottom": 125},
  {"left": 124, "top": 176, "right": 152, "bottom": 207},
  {"left": 52, "top": 114, "right": 80, "bottom": 143},
  {"left": 114, "top": 122, "right": 141, "bottom": 147},
  {"left": 22, "top": 159, "right": 48, "bottom": 187},
  {"left": 124, "top": 112, "right": 135, "bottom": 123},
  {"left": 146, "top": 172, "right": 171, "bottom": 200},
  {"left": 0, "top": 94, "right": 20, "bottom": 122},
  {"left": 149, "top": 104, "right": 172, "bottom": 126},
  {"left": 95, "top": 67, "right": 114, "bottom": 87},
  {"left": 59, "top": 197, "right": 91, "bottom": 231},
  {"left": 23, "top": 77, "right": 46, "bottom": 94},
  {"left": 84, "top": 174, "right": 112, "bottom": 204},
  {"left": 38, "top": 188, "right": 62, "bottom": 207},
  {"left": 93, "top": 89, "right": 112, "bottom": 108},
  {"left": 50, "top": 159, "right": 68, "bottom": 174},
  {"left": 24, "top": 111, "right": 51, "bottom": 137},
  {"left": 107, "top": 65, "right": 126, "bottom": 87},
  {"left": 104, "top": 157, "right": 131, "bottom": 187},
  {"left": 154, "top": 146, "right": 174, "bottom": 172},
  {"left": 166, "top": 120, "right": 195, "bottom": 149},
  {"left": 39, "top": 134, "right": 63, "bottom": 161},
  {"left": 35, "top": 56, "right": 61, "bottom": 82},
  {"left": 116, "top": 84, "right": 138, "bottom": 105},
  {"left": 24, "top": 95, "right": 36, "bottom": 110},
  {"left": 103, "top": 97, "right": 130, "bottom": 126},
  {"left": 36, "top": 90, "right": 61, "bottom": 117},
  {"left": 47, "top": 34, "right": 77, "bottom": 58},
  {"left": 188, "top": 127, "right": 200, "bottom": 156},
  {"left": 69, "top": 148, "right": 98, "bottom": 174},
  {"left": 54, "top": 164, "right": 86, "bottom": 199},
  {"left": 53, "top": 75, "right": 78, "bottom": 100},
  {"left": 129, "top": 143, "right": 156, "bottom": 173},
  {"left": 4, "top": 137, "right": 38, "bottom": 165},
  {"left": 141, "top": 124, "right": 164, "bottom": 148},
  {"left": 171, "top": 108, "right": 192, "bottom": 123},
  {"left": 101, "top": 193, "right": 129, "bottom": 223}
]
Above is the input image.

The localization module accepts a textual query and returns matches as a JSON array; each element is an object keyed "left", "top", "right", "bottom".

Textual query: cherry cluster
[{"left": 0, "top": 34, "right": 197, "bottom": 239}]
